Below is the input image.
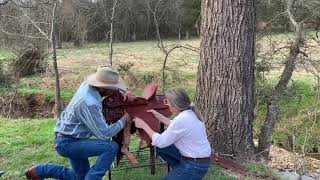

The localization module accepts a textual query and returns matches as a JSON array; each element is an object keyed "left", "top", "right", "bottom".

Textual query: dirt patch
[
  {"left": 0, "top": 93, "right": 55, "bottom": 118},
  {"left": 268, "top": 145, "right": 320, "bottom": 178}
]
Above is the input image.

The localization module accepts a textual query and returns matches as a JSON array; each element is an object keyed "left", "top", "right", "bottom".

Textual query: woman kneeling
[{"left": 134, "top": 88, "right": 212, "bottom": 180}]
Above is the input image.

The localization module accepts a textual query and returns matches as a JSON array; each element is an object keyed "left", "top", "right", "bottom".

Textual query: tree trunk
[
  {"left": 195, "top": 15, "right": 201, "bottom": 37},
  {"left": 178, "top": 17, "right": 181, "bottom": 40},
  {"left": 185, "top": 30, "right": 189, "bottom": 39},
  {"left": 195, "top": 0, "right": 256, "bottom": 160},
  {"left": 54, "top": 26, "right": 62, "bottom": 49},
  {"left": 257, "top": 21, "right": 303, "bottom": 158},
  {"left": 52, "top": 37, "right": 61, "bottom": 117},
  {"left": 146, "top": 10, "right": 150, "bottom": 39},
  {"left": 51, "top": 1, "right": 61, "bottom": 117},
  {"left": 109, "top": 0, "right": 117, "bottom": 66},
  {"left": 132, "top": 22, "right": 136, "bottom": 41}
]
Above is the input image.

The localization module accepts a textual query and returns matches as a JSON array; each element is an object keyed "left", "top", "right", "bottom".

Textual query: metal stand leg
[
  {"left": 160, "top": 122, "right": 170, "bottom": 173},
  {"left": 150, "top": 146, "right": 155, "bottom": 175},
  {"left": 108, "top": 170, "right": 112, "bottom": 180}
]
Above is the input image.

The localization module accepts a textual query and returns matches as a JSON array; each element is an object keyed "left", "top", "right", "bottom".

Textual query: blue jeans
[
  {"left": 34, "top": 136, "right": 118, "bottom": 180},
  {"left": 157, "top": 145, "right": 210, "bottom": 180}
]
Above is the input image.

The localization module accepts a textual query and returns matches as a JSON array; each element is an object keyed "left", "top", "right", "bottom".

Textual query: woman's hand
[
  {"left": 147, "top": 109, "right": 171, "bottom": 126},
  {"left": 133, "top": 117, "right": 148, "bottom": 129},
  {"left": 147, "top": 109, "right": 160, "bottom": 117},
  {"left": 134, "top": 117, "right": 156, "bottom": 138}
]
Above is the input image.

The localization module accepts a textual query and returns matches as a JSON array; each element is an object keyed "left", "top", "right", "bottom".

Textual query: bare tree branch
[
  {"left": 0, "top": 28, "right": 46, "bottom": 40},
  {"left": 286, "top": 0, "right": 299, "bottom": 30},
  {"left": 19, "top": 7, "right": 50, "bottom": 41},
  {"left": 0, "top": 0, "right": 10, "bottom": 6}
]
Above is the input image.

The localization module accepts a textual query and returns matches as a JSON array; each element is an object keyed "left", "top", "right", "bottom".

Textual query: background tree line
[
  {"left": 1, "top": 0, "right": 319, "bottom": 50},
  {"left": 0, "top": 0, "right": 200, "bottom": 49}
]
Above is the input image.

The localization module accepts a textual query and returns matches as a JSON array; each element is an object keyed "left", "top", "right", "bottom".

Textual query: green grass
[
  {"left": 0, "top": 118, "right": 65, "bottom": 179},
  {"left": 0, "top": 51, "right": 15, "bottom": 61},
  {"left": 0, "top": 85, "right": 74, "bottom": 104},
  {"left": 0, "top": 118, "right": 279, "bottom": 180},
  {"left": 0, "top": 118, "right": 223, "bottom": 179},
  {"left": 244, "top": 163, "right": 281, "bottom": 179},
  {"left": 17, "top": 84, "right": 75, "bottom": 102}
]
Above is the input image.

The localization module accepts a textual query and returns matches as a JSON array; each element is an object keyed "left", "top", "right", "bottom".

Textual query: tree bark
[{"left": 196, "top": 0, "right": 256, "bottom": 160}]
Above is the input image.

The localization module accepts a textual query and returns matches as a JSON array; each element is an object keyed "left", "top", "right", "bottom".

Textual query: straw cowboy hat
[{"left": 85, "top": 66, "right": 127, "bottom": 91}]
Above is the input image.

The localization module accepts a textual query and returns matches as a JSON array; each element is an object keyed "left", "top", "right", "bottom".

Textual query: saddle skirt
[{"left": 103, "top": 83, "right": 171, "bottom": 155}]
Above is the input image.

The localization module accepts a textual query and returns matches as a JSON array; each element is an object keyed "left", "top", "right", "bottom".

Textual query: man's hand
[
  {"left": 133, "top": 117, "right": 148, "bottom": 129},
  {"left": 123, "top": 89, "right": 135, "bottom": 101},
  {"left": 122, "top": 113, "right": 132, "bottom": 125}
]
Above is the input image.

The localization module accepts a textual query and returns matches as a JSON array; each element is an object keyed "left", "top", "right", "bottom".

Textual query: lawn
[{"left": 0, "top": 118, "right": 249, "bottom": 180}]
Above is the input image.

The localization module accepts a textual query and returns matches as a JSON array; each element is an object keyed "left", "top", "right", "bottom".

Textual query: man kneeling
[{"left": 25, "top": 66, "right": 134, "bottom": 180}]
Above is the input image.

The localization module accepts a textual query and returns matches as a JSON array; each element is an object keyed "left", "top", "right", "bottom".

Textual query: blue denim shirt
[{"left": 54, "top": 83, "right": 125, "bottom": 140}]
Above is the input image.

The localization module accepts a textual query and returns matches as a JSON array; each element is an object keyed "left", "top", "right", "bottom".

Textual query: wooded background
[{"left": 1, "top": 0, "right": 318, "bottom": 49}]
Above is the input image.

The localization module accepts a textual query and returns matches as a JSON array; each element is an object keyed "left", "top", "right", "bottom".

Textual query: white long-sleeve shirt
[{"left": 152, "top": 109, "right": 212, "bottom": 158}]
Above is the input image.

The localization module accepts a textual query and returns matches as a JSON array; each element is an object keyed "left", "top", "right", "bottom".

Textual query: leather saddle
[{"left": 102, "top": 83, "right": 171, "bottom": 161}]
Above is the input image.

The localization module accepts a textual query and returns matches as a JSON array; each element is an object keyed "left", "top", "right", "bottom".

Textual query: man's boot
[{"left": 25, "top": 166, "right": 41, "bottom": 180}]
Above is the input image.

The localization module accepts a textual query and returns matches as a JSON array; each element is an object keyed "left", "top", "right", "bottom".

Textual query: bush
[
  {"left": 0, "top": 60, "right": 13, "bottom": 88},
  {"left": 11, "top": 47, "right": 46, "bottom": 78}
]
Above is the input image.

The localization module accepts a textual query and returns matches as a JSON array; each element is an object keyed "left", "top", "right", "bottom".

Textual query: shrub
[{"left": 11, "top": 46, "right": 46, "bottom": 78}]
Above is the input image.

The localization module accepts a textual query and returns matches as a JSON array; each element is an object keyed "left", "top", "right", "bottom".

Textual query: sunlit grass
[{"left": 0, "top": 118, "right": 268, "bottom": 180}]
